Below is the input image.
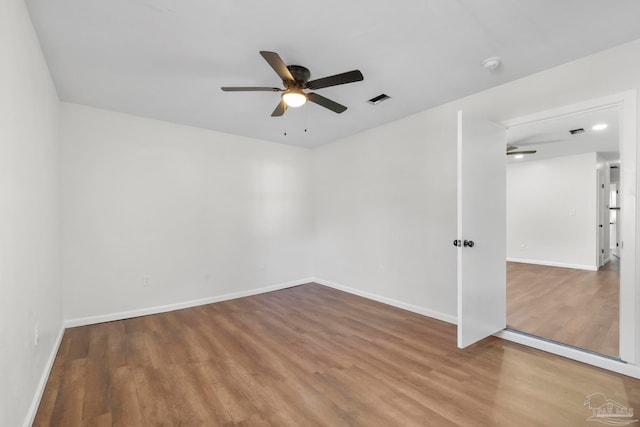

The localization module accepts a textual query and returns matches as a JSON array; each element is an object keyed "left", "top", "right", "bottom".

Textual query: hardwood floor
[
  {"left": 35, "top": 283, "right": 639, "bottom": 426},
  {"left": 507, "top": 260, "right": 619, "bottom": 357}
]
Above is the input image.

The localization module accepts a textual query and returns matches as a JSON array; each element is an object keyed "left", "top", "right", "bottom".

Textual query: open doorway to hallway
[{"left": 505, "top": 106, "right": 621, "bottom": 358}]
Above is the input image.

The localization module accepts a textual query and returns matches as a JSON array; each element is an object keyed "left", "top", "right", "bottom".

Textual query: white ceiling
[
  {"left": 26, "top": 0, "right": 640, "bottom": 148},
  {"left": 507, "top": 106, "right": 620, "bottom": 163}
]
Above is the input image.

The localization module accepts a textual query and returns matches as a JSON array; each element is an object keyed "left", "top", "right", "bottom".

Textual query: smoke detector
[{"left": 482, "top": 57, "right": 501, "bottom": 71}]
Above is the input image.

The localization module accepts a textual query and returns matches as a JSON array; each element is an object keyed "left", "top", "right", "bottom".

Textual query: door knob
[{"left": 463, "top": 240, "right": 474, "bottom": 248}]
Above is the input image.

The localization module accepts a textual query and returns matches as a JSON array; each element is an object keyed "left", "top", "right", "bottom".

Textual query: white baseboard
[
  {"left": 64, "top": 278, "right": 314, "bottom": 328},
  {"left": 507, "top": 257, "right": 597, "bottom": 271},
  {"left": 495, "top": 330, "right": 640, "bottom": 379},
  {"left": 23, "top": 325, "right": 65, "bottom": 427},
  {"left": 312, "top": 277, "right": 457, "bottom": 325}
]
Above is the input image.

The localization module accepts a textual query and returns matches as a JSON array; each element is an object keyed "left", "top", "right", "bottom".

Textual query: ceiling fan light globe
[{"left": 282, "top": 91, "right": 307, "bottom": 108}]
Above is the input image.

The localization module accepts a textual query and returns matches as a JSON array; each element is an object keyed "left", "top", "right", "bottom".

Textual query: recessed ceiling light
[
  {"left": 592, "top": 123, "right": 608, "bottom": 131},
  {"left": 514, "top": 154, "right": 524, "bottom": 159}
]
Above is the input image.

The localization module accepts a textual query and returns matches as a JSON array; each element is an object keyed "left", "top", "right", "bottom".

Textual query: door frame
[
  {"left": 597, "top": 168, "right": 606, "bottom": 267},
  {"left": 596, "top": 163, "right": 613, "bottom": 268},
  {"left": 496, "top": 90, "right": 638, "bottom": 373}
]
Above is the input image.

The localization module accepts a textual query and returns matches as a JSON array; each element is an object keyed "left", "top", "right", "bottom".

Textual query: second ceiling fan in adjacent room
[{"left": 506, "top": 145, "right": 537, "bottom": 157}]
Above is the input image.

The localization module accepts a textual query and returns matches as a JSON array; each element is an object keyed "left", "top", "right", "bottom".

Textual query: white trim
[
  {"left": 506, "top": 257, "right": 597, "bottom": 271},
  {"left": 456, "top": 111, "right": 464, "bottom": 344},
  {"left": 496, "top": 329, "right": 640, "bottom": 379},
  {"left": 64, "top": 278, "right": 314, "bottom": 328},
  {"left": 23, "top": 326, "right": 65, "bottom": 427},
  {"left": 313, "top": 277, "right": 458, "bottom": 325},
  {"left": 502, "top": 92, "right": 634, "bottom": 129},
  {"left": 618, "top": 89, "right": 638, "bottom": 365}
]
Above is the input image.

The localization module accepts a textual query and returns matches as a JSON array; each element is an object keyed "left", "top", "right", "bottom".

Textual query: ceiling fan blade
[
  {"left": 507, "top": 150, "right": 537, "bottom": 155},
  {"left": 307, "top": 93, "right": 347, "bottom": 114},
  {"left": 509, "top": 138, "right": 566, "bottom": 146},
  {"left": 271, "top": 99, "right": 287, "bottom": 117},
  {"left": 221, "top": 87, "right": 282, "bottom": 92},
  {"left": 260, "top": 51, "right": 295, "bottom": 82},
  {"left": 306, "top": 70, "right": 364, "bottom": 90},
  {"left": 506, "top": 145, "right": 519, "bottom": 152}
]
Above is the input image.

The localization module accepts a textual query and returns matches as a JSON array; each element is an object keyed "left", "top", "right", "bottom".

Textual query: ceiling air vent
[
  {"left": 569, "top": 128, "right": 585, "bottom": 135},
  {"left": 368, "top": 94, "right": 390, "bottom": 105}
]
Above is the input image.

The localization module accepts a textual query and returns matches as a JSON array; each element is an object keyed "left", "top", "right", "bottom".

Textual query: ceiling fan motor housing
[{"left": 286, "top": 65, "right": 310, "bottom": 86}]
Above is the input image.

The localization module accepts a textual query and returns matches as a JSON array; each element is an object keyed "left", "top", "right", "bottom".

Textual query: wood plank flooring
[
  {"left": 34, "top": 283, "right": 639, "bottom": 426},
  {"left": 507, "top": 260, "right": 619, "bottom": 357}
]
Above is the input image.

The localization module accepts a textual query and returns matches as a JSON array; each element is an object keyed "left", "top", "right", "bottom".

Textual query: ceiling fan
[
  {"left": 506, "top": 145, "right": 537, "bottom": 156},
  {"left": 221, "top": 51, "right": 363, "bottom": 117}
]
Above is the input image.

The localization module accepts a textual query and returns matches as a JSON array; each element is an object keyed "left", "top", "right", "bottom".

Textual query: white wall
[
  {"left": 312, "top": 107, "right": 457, "bottom": 321},
  {"left": 61, "top": 103, "right": 313, "bottom": 321},
  {"left": 506, "top": 153, "right": 597, "bottom": 270},
  {"left": 0, "top": 1, "right": 62, "bottom": 426},
  {"left": 313, "top": 38, "right": 640, "bottom": 326}
]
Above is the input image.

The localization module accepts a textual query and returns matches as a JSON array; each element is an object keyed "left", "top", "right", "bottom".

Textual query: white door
[
  {"left": 457, "top": 111, "right": 507, "bottom": 348},
  {"left": 597, "top": 172, "right": 604, "bottom": 267}
]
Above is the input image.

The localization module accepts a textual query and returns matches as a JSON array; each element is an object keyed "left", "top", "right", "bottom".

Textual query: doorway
[
  {"left": 505, "top": 106, "right": 621, "bottom": 357},
  {"left": 498, "top": 91, "right": 637, "bottom": 366},
  {"left": 457, "top": 91, "right": 637, "bottom": 372}
]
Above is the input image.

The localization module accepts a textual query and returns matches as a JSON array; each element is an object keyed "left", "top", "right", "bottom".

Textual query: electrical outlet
[
  {"left": 143, "top": 275, "right": 151, "bottom": 287},
  {"left": 34, "top": 323, "right": 39, "bottom": 346}
]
